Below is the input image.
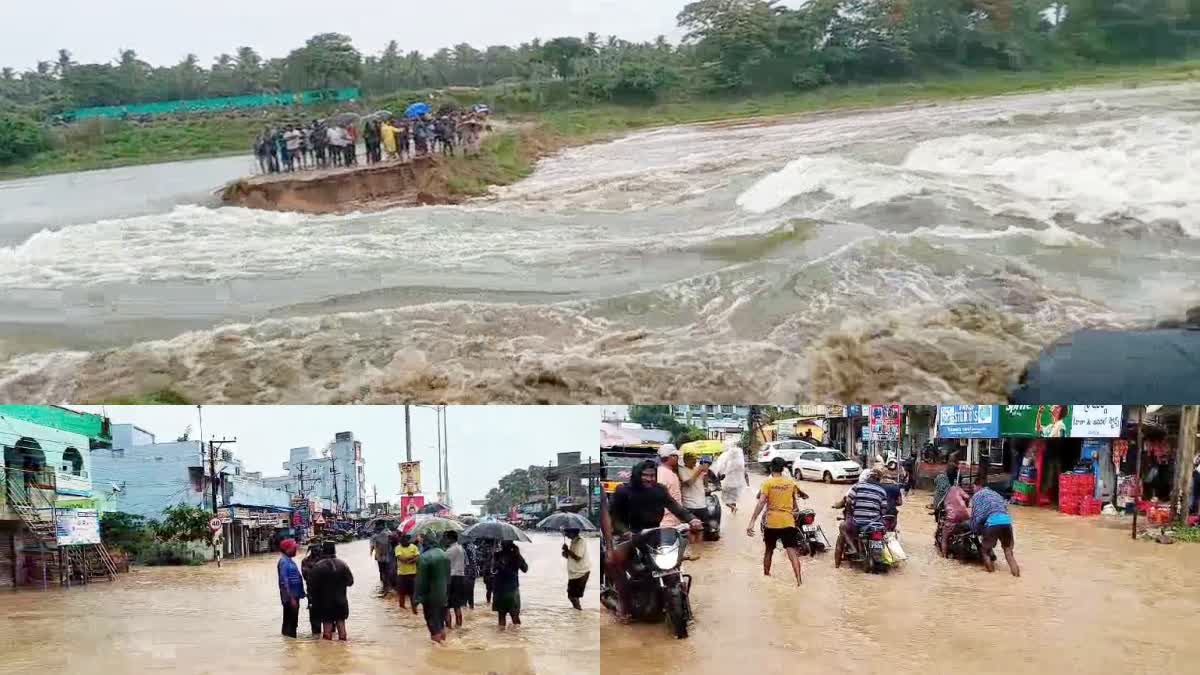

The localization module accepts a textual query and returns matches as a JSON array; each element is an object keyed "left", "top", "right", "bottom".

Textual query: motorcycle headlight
[{"left": 652, "top": 546, "right": 680, "bottom": 570}]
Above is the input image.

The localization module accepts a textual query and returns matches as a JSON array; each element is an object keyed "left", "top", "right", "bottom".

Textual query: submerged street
[
  {"left": 0, "top": 535, "right": 600, "bottom": 675},
  {"left": 601, "top": 474, "right": 1200, "bottom": 675}
]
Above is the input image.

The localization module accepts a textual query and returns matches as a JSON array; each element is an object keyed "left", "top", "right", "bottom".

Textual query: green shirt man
[{"left": 415, "top": 546, "right": 451, "bottom": 608}]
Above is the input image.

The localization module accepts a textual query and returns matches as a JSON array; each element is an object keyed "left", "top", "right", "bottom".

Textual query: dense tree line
[{"left": 1, "top": 1, "right": 1197, "bottom": 163}]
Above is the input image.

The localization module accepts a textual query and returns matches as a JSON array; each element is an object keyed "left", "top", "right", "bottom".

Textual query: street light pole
[
  {"left": 404, "top": 405, "right": 412, "bottom": 462},
  {"left": 442, "top": 406, "right": 450, "bottom": 507}
]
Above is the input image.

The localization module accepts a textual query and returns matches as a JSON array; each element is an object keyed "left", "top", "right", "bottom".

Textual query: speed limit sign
[{"left": 209, "top": 517, "right": 222, "bottom": 532}]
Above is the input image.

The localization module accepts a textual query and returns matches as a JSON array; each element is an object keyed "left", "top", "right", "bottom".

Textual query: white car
[
  {"left": 757, "top": 439, "right": 820, "bottom": 472},
  {"left": 792, "top": 449, "right": 862, "bottom": 483}
]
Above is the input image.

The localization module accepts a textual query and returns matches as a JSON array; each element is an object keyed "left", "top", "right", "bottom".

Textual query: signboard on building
[
  {"left": 846, "top": 405, "right": 864, "bottom": 417},
  {"left": 557, "top": 452, "right": 581, "bottom": 468},
  {"left": 826, "top": 405, "right": 847, "bottom": 418},
  {"left": 55, "top": 509, "right": 100, "bottom": 545},
  {"left": 868, "top": 405, "right": 902, "bottom": 441},
  {"left": 937, "top": 405, "right": 1000, "bottom": 438},
  {"left": 797, "top": 405, "right": 827, "bottom": 418},
  {"left": 399, "top": 461, "right": 421, "bottom": 495},
  {"left": 1001, "top": 405, "right": 1073, "bottom": 438},
  {"left": 400, "top": 495, "right": 425, "bottom": 518},
  {"left": 1070, "top": 405, "right": 1123, "bottom": 438},
  {"left": 55, "top": 473, "right": 92, "bottom": 497}
]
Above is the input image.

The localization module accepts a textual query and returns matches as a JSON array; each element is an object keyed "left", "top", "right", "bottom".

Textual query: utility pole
[
  {"left": 343, "top": 475, "right": 351, "bottom": 513},
  {"left": 443, "top": 406, "right": 450, "bottom": 507},
  {"left": 404, "top": 405, "right": 413, "bottom": 462},
  {"left": 330, "top": 462, "right": 341, "bottom": 515},
  {"left": 436, "top": 406, "right": 444, "bottom": 496},
  {"left": 206, "top": 437, "right": 237, "bottom": 514},
  {"left": 373, "top": 484, "right": 378, "bottom": 514}
]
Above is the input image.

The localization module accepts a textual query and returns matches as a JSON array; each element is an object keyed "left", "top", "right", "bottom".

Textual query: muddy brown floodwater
[
  {"left": 0, "top": 535, "right": 599, "bottom": 675},
  {"left": 601, "top": 474, "right": 1200, "bottom": 675}
]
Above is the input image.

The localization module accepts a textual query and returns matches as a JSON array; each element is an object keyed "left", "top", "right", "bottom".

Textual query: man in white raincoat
[{"left": 713, "top": 442, "right": 751, "bottom": 514}]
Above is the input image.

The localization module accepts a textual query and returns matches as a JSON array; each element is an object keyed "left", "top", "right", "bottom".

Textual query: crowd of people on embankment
[
  {"left": 275, "top": 523, "right": 589, "bottom": 645},
  {"left": 253, "top": 108, "right": 488, "bottom": 176}
]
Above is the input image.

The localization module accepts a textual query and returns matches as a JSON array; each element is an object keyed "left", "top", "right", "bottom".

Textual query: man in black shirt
[{"left": 602, "top": 459, "right": 699, "bottom": 618}]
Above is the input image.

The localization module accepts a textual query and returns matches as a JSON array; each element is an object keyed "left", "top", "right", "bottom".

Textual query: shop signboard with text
[
  {"left": 1070, "top": 406, "right": 1123, "bottom": 438},
  {"left": 1001, "top": 405, "right": 1073, "bottom": 438},
  {"left": 55, "top": 508, "right": 100, "bottom": 545},
  {"left": 1001, "top": 405, "right": 1121, "bottom": 438},
  {"left": 937, "top": 405, "right": 1000, "bottom": 438}
]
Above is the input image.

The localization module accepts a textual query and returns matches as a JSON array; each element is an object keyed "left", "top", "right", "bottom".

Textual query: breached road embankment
[{"left": 219, "top": 155, "right": 459, "bottom": 214}]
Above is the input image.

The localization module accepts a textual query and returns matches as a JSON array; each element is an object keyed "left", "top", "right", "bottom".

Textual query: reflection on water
[
  {"left": 0, "top": 535, "right": 599, "bottom": 675},
  {"left": 601, "top": 475, "right": 1200, "bottom": 675}
]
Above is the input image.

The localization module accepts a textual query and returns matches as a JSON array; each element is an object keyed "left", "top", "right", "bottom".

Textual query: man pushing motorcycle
[{"left": 602, "top": 459, "right": 702, "bottom": 619}]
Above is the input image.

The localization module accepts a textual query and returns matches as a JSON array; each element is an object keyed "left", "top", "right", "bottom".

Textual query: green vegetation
[
  {"left": 99, "top": 505, "right": 213, "bottom": 566},
  {"left": 628, "top": 405, "right": 709, "bottom": 446},
  {"left": 2, "top": 1, "right": 1199, "bottom": 177}
]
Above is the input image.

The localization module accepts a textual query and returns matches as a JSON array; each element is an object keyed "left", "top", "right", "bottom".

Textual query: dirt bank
[
  {"left": 220, "top": 127, "right": 566, "bottom": 214},
  {"left": 219, "top": 155, "right": 458, "bottom": 214}
]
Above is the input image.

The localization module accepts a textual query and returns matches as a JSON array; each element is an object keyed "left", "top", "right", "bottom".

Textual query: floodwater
[
  {"left": 600, "top": 474, "right": 1200, "bottom": 675},
  {"left": 0, "top": 536, "right": 600, "bottom": 675},
  {"left": 2, "top": 83, "right": 1199, "bottom": 402}
]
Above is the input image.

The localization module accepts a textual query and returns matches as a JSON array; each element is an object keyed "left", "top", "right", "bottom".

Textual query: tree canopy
[{"left": 0, "top": 2, "right": 1197, "bottom": 123}]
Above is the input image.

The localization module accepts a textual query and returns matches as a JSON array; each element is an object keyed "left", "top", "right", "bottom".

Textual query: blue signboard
[
  {"left": 847, "top": 405, "right": 864, "bottom": 417},
  {"left": 937, "top": 405, "right": 1000, "bottom": 438}
]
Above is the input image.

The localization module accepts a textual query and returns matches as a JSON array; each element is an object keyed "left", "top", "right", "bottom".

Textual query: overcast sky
[
  {"left": 2, "top": 0, "right": 705, "bottom": 71},
  {"left": 69, "top": 405, "right": 600, "bottom": 513}
]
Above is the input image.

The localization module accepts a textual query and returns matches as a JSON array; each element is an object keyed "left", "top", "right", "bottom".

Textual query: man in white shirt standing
[
  {"left": 679, "top": 452, "right": 710, "bottom": 560},
  {"left": 444, "top": 530, "right": 467, "bottom": 629},
  {"left": 562, "top": 527, "right": 590, "bottom": 610}
]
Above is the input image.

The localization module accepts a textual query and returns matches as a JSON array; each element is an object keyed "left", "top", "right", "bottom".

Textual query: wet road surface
[
  {"left": 600, "top": 473, "right": 1200, "bottom": 675},
  {"left": 0, "top": 535, "right": 599, "bottom": 675}
]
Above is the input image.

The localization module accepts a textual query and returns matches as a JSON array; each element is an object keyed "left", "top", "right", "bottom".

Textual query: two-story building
[{"left": 0, "top": 405, "right": 114, "bottom": 588}]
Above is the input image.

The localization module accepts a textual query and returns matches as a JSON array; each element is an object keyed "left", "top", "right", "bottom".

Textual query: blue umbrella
[{"left": 405, "top": 102, "right": 431, "bottom": 119}]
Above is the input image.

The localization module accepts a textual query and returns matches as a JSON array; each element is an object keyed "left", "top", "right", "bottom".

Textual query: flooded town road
[
  {"left": 0, "top": 535, "right": 599, "bottom": 675},
  {"left": 601, "top": 474, "right": 1200, "bottom": 675}
]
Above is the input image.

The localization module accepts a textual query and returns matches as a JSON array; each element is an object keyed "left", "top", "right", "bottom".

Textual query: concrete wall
[
  {"left": 111, "top": 424, "right": 156, "bottom": 452},
  {"left": 226, "top": 475, "right": 290, "bottom": 509}
]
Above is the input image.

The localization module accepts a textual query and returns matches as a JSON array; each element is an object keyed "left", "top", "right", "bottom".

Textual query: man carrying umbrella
[{"left": 562, "top": 527, "right": 590, "bottom": 610}]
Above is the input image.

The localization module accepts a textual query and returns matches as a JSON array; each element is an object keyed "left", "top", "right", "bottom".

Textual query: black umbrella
[
  {"left": 462, "top": 521, "right": 532, "bottom": 543},
  {"left": 535, "top": 512, "right": 596, "bottom": 532},
  {"left": 418, "top": 502, "right": 451, "bottom": 515},
  {"left": 1009, "top": 328, "right": 1200, "bottom": 404}
]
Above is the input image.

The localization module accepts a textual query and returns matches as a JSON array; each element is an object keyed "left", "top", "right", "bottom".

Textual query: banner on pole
[{"left": 399, "top": 461, "right": 422, "bottom": 495}]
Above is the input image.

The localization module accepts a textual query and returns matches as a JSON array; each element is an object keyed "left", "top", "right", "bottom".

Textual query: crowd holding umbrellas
[
  {"left": 277, "top": 504, "right": 593, "bottom": 643},
  {"left": 253, "top": 102, "right": 491, "bottom": 176}
]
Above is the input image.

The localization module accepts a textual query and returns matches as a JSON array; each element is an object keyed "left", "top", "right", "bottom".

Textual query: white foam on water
[
  {"left": 902, "top": 114, "right": 1200, "bottom": 235},
  {"left": 735, "top": 156, "right": 923, "bottom": 214}
]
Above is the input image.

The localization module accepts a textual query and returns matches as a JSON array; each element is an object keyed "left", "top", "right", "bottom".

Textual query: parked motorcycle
[
  {"left": 599, "top": 524, "right": 695, "bottom": 639},
  {"left": 794, "top": 508, "right": 830, "bottom": 556},
  {"left": 698, "top": 471, "right": 722, "bottom": 541}
]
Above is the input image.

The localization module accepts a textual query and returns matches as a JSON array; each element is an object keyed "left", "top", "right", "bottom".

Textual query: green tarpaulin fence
[{"left": 64, "top": 87, "right": 361, "bottom": 122}]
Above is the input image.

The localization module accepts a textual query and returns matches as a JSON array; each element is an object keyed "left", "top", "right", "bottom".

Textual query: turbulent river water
[
  {"left": 1, "top": 83, "right": 1198, "bottom": 403},
  {"left": 601, "top": 475, "right": 1200, "bottom": 675},
  {"left": 0, "top": 536, "right": 600, "bottom": 675}
]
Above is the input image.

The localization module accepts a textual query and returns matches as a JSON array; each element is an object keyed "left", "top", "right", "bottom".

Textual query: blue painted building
[{"left": 91, "top": 424, "right": 293, "bottom": 558}]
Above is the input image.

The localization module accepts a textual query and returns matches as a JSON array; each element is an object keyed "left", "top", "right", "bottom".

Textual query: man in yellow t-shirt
[
  {"left": 746, "top": 457, "right": 808, "bottom": 586},
  {"left": 394, "top": 534, "right": 420, "bottom": 614}
]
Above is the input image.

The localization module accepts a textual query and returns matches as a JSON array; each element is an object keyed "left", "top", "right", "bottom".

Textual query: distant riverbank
[{"left": 2, "top": 60, "right": 1196, "bottom": 182}]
